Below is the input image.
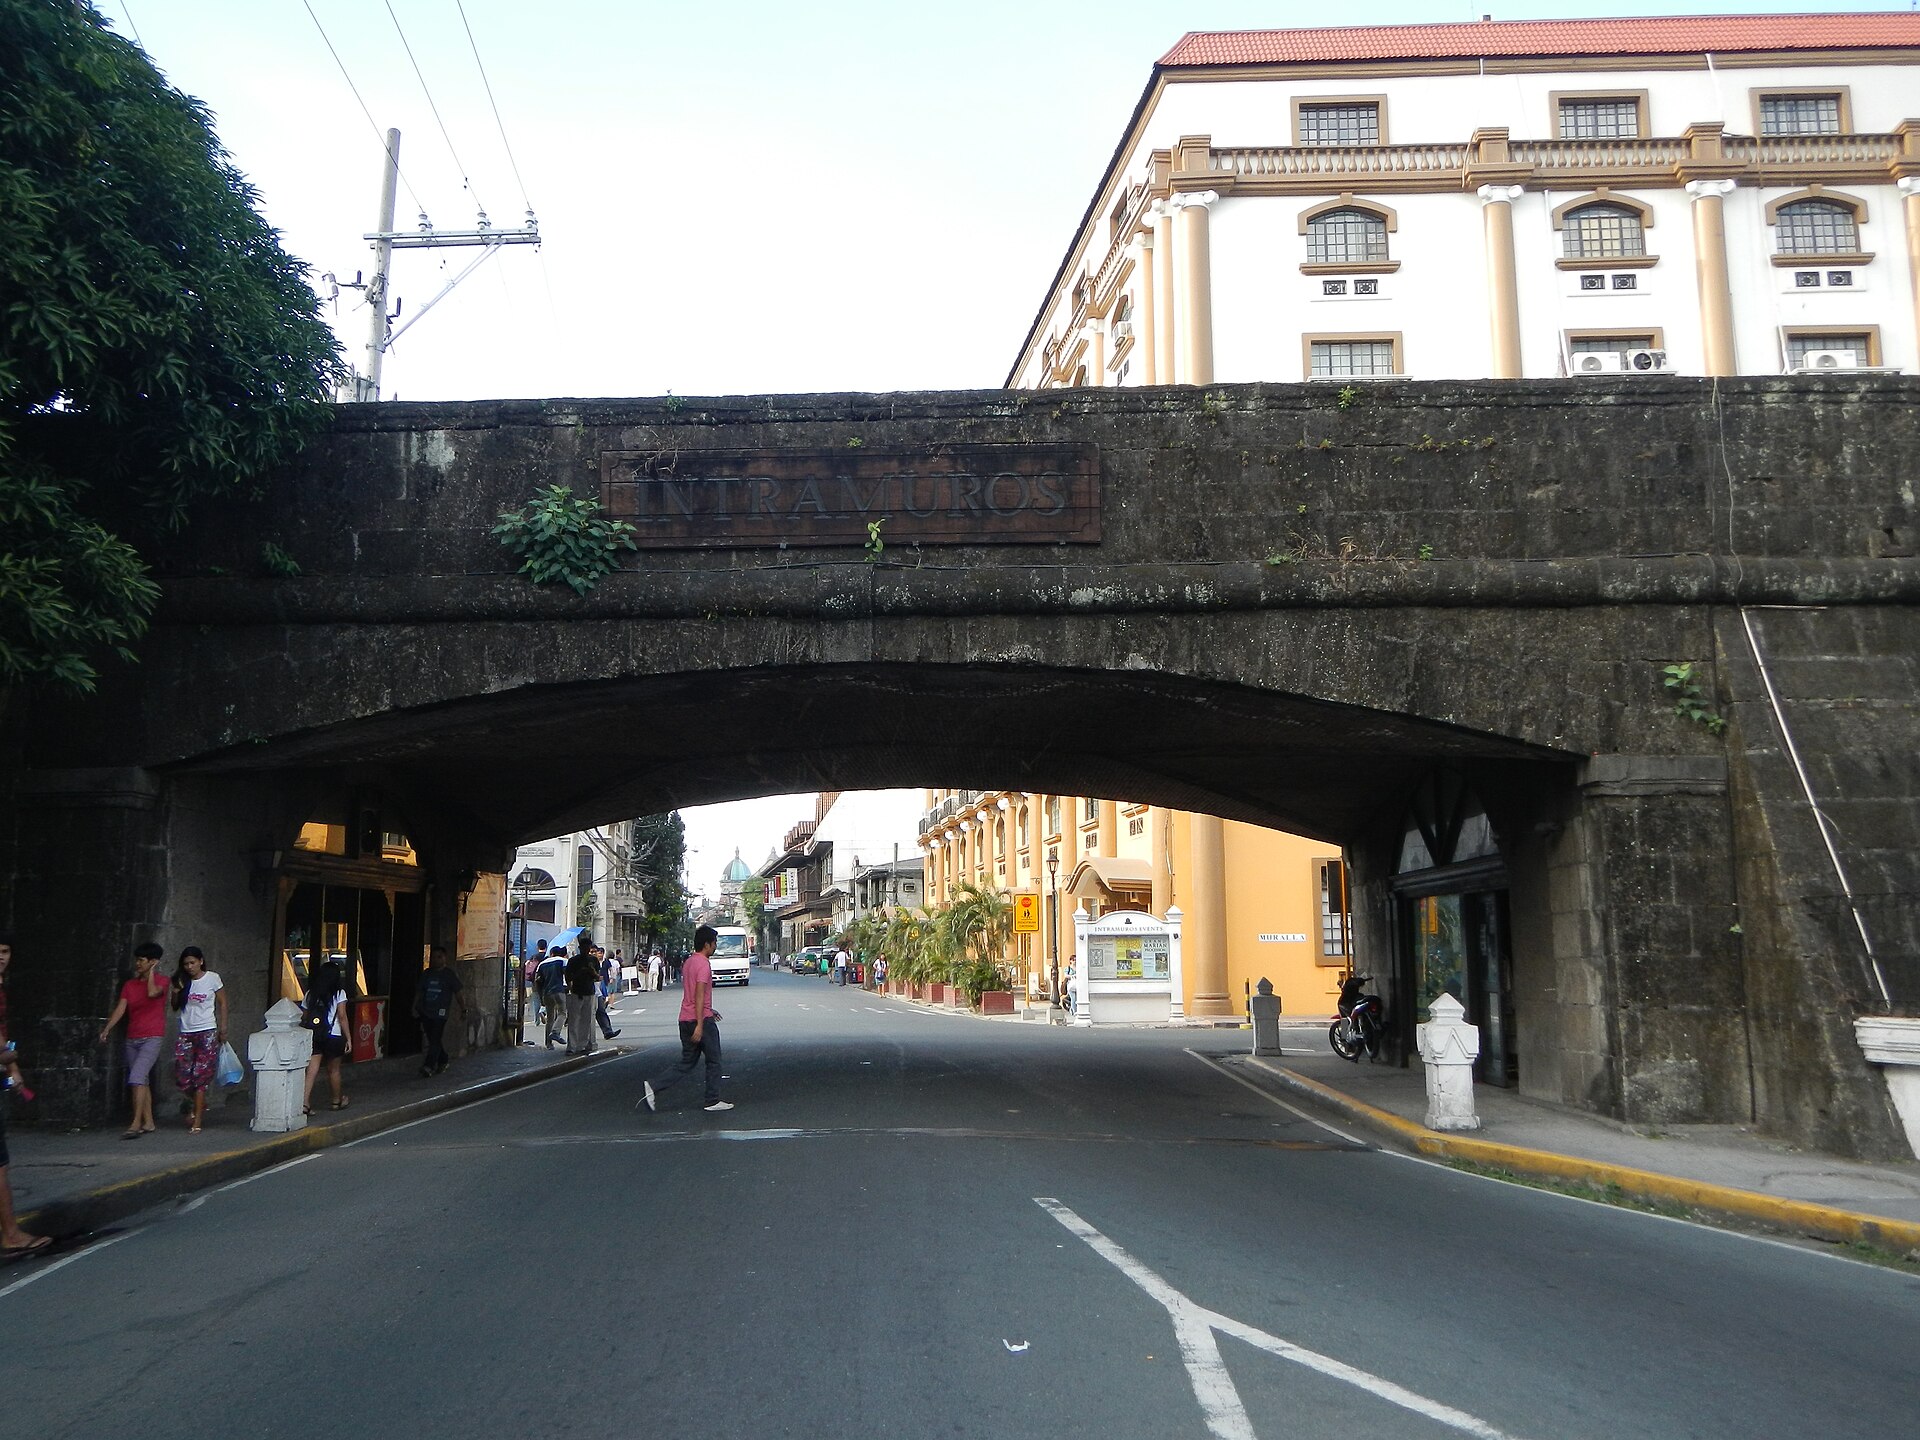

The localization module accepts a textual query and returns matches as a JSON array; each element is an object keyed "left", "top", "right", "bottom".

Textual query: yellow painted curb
[{"left": 1248, "top": 1058, "right": 1920, "bottom": 1255}]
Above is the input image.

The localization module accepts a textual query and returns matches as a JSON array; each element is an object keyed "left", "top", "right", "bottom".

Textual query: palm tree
[{"left": 941, "top": 881, "right": 1014, "bottom": 1000}]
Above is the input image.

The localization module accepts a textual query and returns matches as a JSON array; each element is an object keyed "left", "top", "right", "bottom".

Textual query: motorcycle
[{"left": 1329, "top": 973, "right": 1384, "bottom": 1062}]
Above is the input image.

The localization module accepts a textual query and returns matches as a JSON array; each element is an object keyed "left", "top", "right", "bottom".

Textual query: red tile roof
[{"left": 1160, "top": 15, "right": 1920, "bottom": 67}]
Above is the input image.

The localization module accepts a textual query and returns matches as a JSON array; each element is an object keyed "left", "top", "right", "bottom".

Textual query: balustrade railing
[
  {"left": 1209, "top": 143, "right": 1468, "bottom": 178},
  {"left": 1724, "top": 132, "right": 1902, "bottom": 165}
]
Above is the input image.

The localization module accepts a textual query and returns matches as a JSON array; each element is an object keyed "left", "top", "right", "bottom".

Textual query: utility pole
[
  {"left": 360, "top": 128, "right": 401, "bottom": 403},
  {"left": 340, "top": 127, "right": 541, "bottom": 402}
]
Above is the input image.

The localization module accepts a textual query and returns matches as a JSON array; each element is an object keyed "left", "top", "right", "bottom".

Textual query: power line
[
  {"left": 114, "top": 0, "right": 143, "bottom": 48},
  {"left": 455, "top": 0, "right": 533, "bottom": 214},
  {"left": 383, "top": 0, "right": 485, "bottom": 215},
  {"left": 301, "top": 0, "right": 427, "bottom": 218}
]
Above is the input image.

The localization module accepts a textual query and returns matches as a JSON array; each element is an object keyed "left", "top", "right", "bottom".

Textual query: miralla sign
[{"left": 599, "top": 443, "right": 1100, "bottom": 548}]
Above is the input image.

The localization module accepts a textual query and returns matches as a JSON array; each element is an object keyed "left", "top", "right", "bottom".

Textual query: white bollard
[
  {"left": 1416, "top": 992, "right": 1481, "bottom": 1131},
  {"left": 1248, "top": 978, "right": 1282, "bottom": 1056},
  {"left": 247, "top": 998, "right": 314, "bottom": 1132}
]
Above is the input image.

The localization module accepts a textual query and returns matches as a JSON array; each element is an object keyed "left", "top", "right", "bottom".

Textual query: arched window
[
  {"left": 1018, "top": 808, "right": 1030, "bottom": 850},
  {"left": 1562, "top": 203, "right": 1646, "bottom": 259},
  {"left": 1046, "top": 796, "right": 1061, "bottom": 836},
  {"left": 1306, "top": 207, "right": 1389, "bottom": 265},
  {"left": 1775, "top": 198, "right": 1858, "bottom": 255}
]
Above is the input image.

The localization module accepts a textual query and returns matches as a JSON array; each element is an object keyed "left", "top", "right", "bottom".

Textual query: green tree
[
  {"left": 630, "top": 810, "right": 690, "bottom": 952},
  {"left": 1, "top": 2, "right": 343, "bottom": 690}
]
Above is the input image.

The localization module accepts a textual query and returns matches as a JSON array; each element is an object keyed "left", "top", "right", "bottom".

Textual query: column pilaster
[
  {"left": 1135, "top": 232, "right": 1157, "bottom": 385},
  {"left": 1687, "top": 178, "right": 1739, "bottom": 376},
  {"left": 1478, "top": 184, "right": 1525, "bottom": 379},
  {"left": 1152, "top": 201, "right": 1177, "bottom": 385},
  {"left": 1169, "top": 191, "right": 1218, "bottom": 385},
  {"left": 1187, "top": 812, "right": 1233, "bottom": 1016},
  {"left": 1899, "top": 176, "right": 1920, "bottom": 373}
]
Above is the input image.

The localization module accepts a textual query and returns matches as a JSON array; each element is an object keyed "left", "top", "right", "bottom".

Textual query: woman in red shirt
[{"left": 97, "top": 942, "right": 168, "bottom": 1138}]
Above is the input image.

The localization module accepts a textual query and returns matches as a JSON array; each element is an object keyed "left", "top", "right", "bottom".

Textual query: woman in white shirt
[
  {"left": 168, "top": 947, "right": 226, "bottom": 1135},
  {"left": 299, "top": 961, "right": 351, "bottom": 1115}
]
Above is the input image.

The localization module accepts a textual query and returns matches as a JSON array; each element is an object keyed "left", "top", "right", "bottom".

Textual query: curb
[
  {"left": 20, "top": 1048, "right": 619, "bottom": 1237},
  {"left": 1247, "top": 1057, "right": 1920, "bottom": 1257}
]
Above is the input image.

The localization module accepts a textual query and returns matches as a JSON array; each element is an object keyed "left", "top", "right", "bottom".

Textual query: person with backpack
[
  {"left": 536, "top": 946, "right": 569, "bottom": 1049},
  {"left": 299, "top": 960, "right": 351, "bottom": 1114},
  {"left": 414, "top": 946, "right": 463, "bottom": 1078}
]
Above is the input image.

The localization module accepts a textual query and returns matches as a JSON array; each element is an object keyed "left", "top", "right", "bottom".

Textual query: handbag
[{"left": 216, "top": 1041, "right": 245, "bottom": 1086}]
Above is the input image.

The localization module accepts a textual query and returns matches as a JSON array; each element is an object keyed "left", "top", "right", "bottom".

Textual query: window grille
[
  {"left": 1558, "top": 98, "right": 1640, "bottom": 139},
  {"left": 1298, "top": 103, "right": 1379, "bottom": 146},
  {"left": 1760, "top": 95, "right": 1841, "bottom": 135},
  {"left": 1775, "top": 200, "right": 1858, "bottom": 255},
  {"left": 1305, "top": 208, "right": 1389, "bottom": 265},
  {"left": 1784, "top": 333, "right": 1869, "bottom": 368},
  {"left": 1568, "top": 335, "right": 1654, "bottom": 355},
  {"left": 1309, "top": 340, "right": 1396, "bottom": 377},
  {"left": 1562, "top": 204, "right": 1646, "bottom": 259}
]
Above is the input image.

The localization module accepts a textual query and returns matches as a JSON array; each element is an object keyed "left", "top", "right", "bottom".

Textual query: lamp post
[{"left": 1047, "top": 848, "right": 1060, "bottom": 1010}]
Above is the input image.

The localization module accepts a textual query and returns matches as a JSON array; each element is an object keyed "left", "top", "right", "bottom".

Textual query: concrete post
[
  {"left": 1417, "top": 992, "right": 1482, "bottom": 1131},
  {"left": 1073, "top": 904, "right": 1092, "bottom": 1027},
  {"left": 1249, "top": 978, "right": 1282, "bottom": 1056},
  {"left": 1854, "top": 1017, "right": 1920, "bottom": 1159},
  {"left": 1686, "top": 179, "right": 1739, "bottom": 375},
  {"left": 248, "top": 999, "right": 314, "bottom": 1132}
]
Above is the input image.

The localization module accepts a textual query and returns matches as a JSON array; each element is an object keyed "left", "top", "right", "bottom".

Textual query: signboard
[
  {"left": 1257, "top": 932, "right": 1308, "bottom": 943},
  {"left": 1013, "top": 894, "right": 1040, "bottom": 933},
  {"left": 1087, "top": 933, "right": 1170, "bottom": 981},
  {"left": 600, "top": 443, "right": 1101, "bottom": 548}
]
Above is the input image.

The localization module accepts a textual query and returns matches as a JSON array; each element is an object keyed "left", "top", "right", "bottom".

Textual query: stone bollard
[
  {"left": 1416, "top": 992, "right": 1481, "bottom": 1131},
  {"left": 1855, "top": 1017, "right": 1920, "bottom": 1160},
  {"left": 247, "top": 999, "right": 313, "bottom": 1133},
  {"left": 1249, "top": 978, "right": 1283, "bottom": 1056}
]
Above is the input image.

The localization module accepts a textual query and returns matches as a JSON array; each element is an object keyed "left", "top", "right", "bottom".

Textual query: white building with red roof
[{"left": 1008, "top": 14, "right": 1920, "bottom": 386}]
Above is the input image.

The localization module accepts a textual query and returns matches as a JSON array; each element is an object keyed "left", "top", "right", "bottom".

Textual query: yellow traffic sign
[{"left": 1013, "top": 894, "right": 1040, "bottom": 933}]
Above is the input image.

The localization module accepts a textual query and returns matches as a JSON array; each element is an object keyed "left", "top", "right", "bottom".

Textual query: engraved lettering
[
  {"left": 949, "top": 472, "right": 984, "bottom": 516},
  {"left": 984, "top": 472, "right": 1030, "bottom": 517},
  {"left": 839, "top": 474, "right": 888, "bottom": 514},
  {"left": 902, "top": 475, "right": 942, "bottom": 518},
  {"left": 749, "top": 477, "right": 779, "bottom": 517},
  {"left": 1031, "top": 471, "right": 1069, "bottom": 517},
  {"left": 790, "top": 478, "right": 829, "bottom": 515},
  {"left": 664, "top": 481, "right": 698, "bottom": 519}
]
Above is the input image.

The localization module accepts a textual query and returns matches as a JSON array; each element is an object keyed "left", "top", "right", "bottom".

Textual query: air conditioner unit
[
  {"left": 1570, "top": 351, "right": 1626, "bottom": 374},
  {"left": 1797, "top": 349, "right": 1859, "bottom": 371},
  {"left": 1624, "top": 347, "right": 1669, "bottom": 372}
]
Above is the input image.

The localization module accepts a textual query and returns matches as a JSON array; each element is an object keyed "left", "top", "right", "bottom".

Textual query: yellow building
[{"left": 919, "top": 790, "right": 1348, "bottom": 1022}]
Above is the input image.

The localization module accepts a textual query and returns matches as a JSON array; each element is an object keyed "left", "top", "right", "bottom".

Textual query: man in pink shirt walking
[{"left": 640, "top": 925, "right": 732, "bottom": 1114}]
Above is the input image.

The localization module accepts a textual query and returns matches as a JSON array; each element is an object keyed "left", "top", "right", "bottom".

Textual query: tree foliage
[
  {"left": 630, "top": 810, "right": 690, "bottom": 953},
  {"left": 1, "top": 1, "right": 343, "bottom": 689}
]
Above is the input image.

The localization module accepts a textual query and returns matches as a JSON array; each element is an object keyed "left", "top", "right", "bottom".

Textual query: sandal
[
  {"left": 331, "top": 1096, "right": 349, "bottom": 1110},
  {"left": 122, "top": 1128, "right": 143, "bottom": 1140},
  {"left": 188, "top": 1124, "right": 202, "bottom": 1134}
]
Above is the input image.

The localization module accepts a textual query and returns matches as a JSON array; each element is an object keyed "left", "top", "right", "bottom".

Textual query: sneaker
[
  {"left": 704, "top": 1100, "right": 734, "bottom": 1112},
  {"left": 641, "top": 1081, "right": 657, "bottom": 1112}
]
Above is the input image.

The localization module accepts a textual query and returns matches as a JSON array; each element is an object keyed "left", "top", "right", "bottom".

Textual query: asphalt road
[{"left": 7, "top": 967, "right": 1919, "bottom": 1439}]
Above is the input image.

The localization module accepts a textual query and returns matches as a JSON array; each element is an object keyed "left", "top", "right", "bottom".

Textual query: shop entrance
[{"left": 1389, "top": 772, "right": 1518, "bottom": 1087}]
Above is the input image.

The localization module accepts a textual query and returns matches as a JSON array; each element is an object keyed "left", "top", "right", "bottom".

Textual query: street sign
[{"left": 1013, "top": 894, "right": 1040, "bottom": 933}]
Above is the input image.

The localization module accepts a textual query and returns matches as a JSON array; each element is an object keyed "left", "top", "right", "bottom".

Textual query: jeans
[
  {"left": 595, "top": 996, "right": 617, "bottom": 1036},
  {"left": 649, "top": 1019, "right": 722, "bottom": 1104},
  {"left": 565, "top": 993, "right": 596, "bottom": 1053},
  {"left": 421, "top": 1015, "right": 449, "bottom": 1072},
  {"left": 543, "top": 992, "right": 567, "bottom": 1046}
]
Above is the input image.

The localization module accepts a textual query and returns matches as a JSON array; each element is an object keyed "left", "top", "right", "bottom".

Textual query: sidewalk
[
  {"left": 7, "top": 1036, "right": 620, "bottom": 1237},
  {"left": 1251, "top": 1024, "right": 1920, "bottom": 1255}
]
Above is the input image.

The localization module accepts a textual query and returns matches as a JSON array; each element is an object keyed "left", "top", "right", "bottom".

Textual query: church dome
[{"left": 721, "top": 849, "right": 752, "bottom": 884}]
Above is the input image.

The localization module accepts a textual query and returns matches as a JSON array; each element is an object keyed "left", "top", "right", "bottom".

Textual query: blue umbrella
[{"left": 550, "top": 926, "right": 585, "bottom": 949}]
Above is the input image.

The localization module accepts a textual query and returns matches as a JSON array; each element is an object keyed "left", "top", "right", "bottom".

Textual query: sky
[{"left": 95, "top": 0, "right": 1908, "bottom": 871}]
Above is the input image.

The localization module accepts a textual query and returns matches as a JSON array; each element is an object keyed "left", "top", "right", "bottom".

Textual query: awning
[{"left": 1065, "top": 856, "right": 1154, "bottom": 901}]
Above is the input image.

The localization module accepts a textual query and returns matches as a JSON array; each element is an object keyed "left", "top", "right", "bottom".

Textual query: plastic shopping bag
[{"left": 216, "top": 1041, "right": 245, "bottom": 1087}]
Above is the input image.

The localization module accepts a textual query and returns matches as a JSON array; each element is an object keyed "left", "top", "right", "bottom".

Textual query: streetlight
[{"left": 1047, "top": 847, "right": 1060, "bottom": 1010}]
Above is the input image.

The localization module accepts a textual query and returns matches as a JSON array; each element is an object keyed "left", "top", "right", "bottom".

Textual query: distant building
[{"left": 1010, "top": 14, "right": 1920, "bottom": 389}]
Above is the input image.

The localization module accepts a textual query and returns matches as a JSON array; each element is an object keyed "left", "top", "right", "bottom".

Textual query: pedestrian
[
  {"left": 536, "top": 946, "right": 569, "bottom": 1049},
  {"left": 529, "top": 940, "right": 550, "bottom": 1024},
  {"left": 414, "top": 945, "right": 463, "bottom": 1077},
  {"left": 97, "top": 941, "right": 167, "bottom": 1137},
  {"left": 639, "top": 924, "right": 732, "bottom": 1114},
  {"left": 591, "top": 943, "right": 622, "bottom": 1042},
  {"left": 564, "top": 945, "right": 599, "bottom": 1056},
  {"left": 647, "top": 950, "right": 663, "bottom": 991},
  {"left": 300, "top": 960, "right": 351, "bottom": 1113},
  {"left": 833, "top": 944, "right": 850, "bottom": 985},
  {"left": 0, "top": 934, "right": 50, "bottom": 1257},
  {"left": 169, "top": 947, "right": 227, "bottom": 1135},
  {"left": 874, "top": 954, "right": 889, "bottom": 990}
]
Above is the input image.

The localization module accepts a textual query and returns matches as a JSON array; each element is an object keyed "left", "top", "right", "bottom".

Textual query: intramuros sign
[{"left": 599, "top": 444, "right": 1101, "bottom": 548}]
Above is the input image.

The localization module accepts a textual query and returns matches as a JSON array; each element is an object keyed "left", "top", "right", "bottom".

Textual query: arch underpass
[{"left": 4, "top": 376, "right": 1916, "bottom": 1158}]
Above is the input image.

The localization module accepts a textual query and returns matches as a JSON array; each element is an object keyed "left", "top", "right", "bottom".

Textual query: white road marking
[
  {"left": 180, "top": 1152, "right": 321, "bottom": 1212},
  {"left": 1184, "top": 1048, "right": 1370, "bottom": 1147},
  {"left": 0, "top": 1227, "right": 142, "bottom": 1301},
  {"left": 1035, "top": 1197, "right": 1527, "bottom": 1440}
]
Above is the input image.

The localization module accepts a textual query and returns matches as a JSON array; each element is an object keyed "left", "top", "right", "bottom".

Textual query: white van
[{"left": 711, "top": 926, "right": 752, "bottom": 986}]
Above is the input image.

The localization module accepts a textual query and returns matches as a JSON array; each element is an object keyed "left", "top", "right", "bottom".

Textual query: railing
[
  {"left": 1210, "top": 143, "right": 1469, "bottom": 178},
  {"left": 1509, "top": 137, "right": 1690, "bottom": 169},
  {"left": 1724, "top": 132, "right": 1903, "bottom": 166}
]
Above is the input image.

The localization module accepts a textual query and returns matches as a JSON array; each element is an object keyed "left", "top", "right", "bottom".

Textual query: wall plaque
[{"left": 599, "top": 443, "right": 1100, "bottom": 548}]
